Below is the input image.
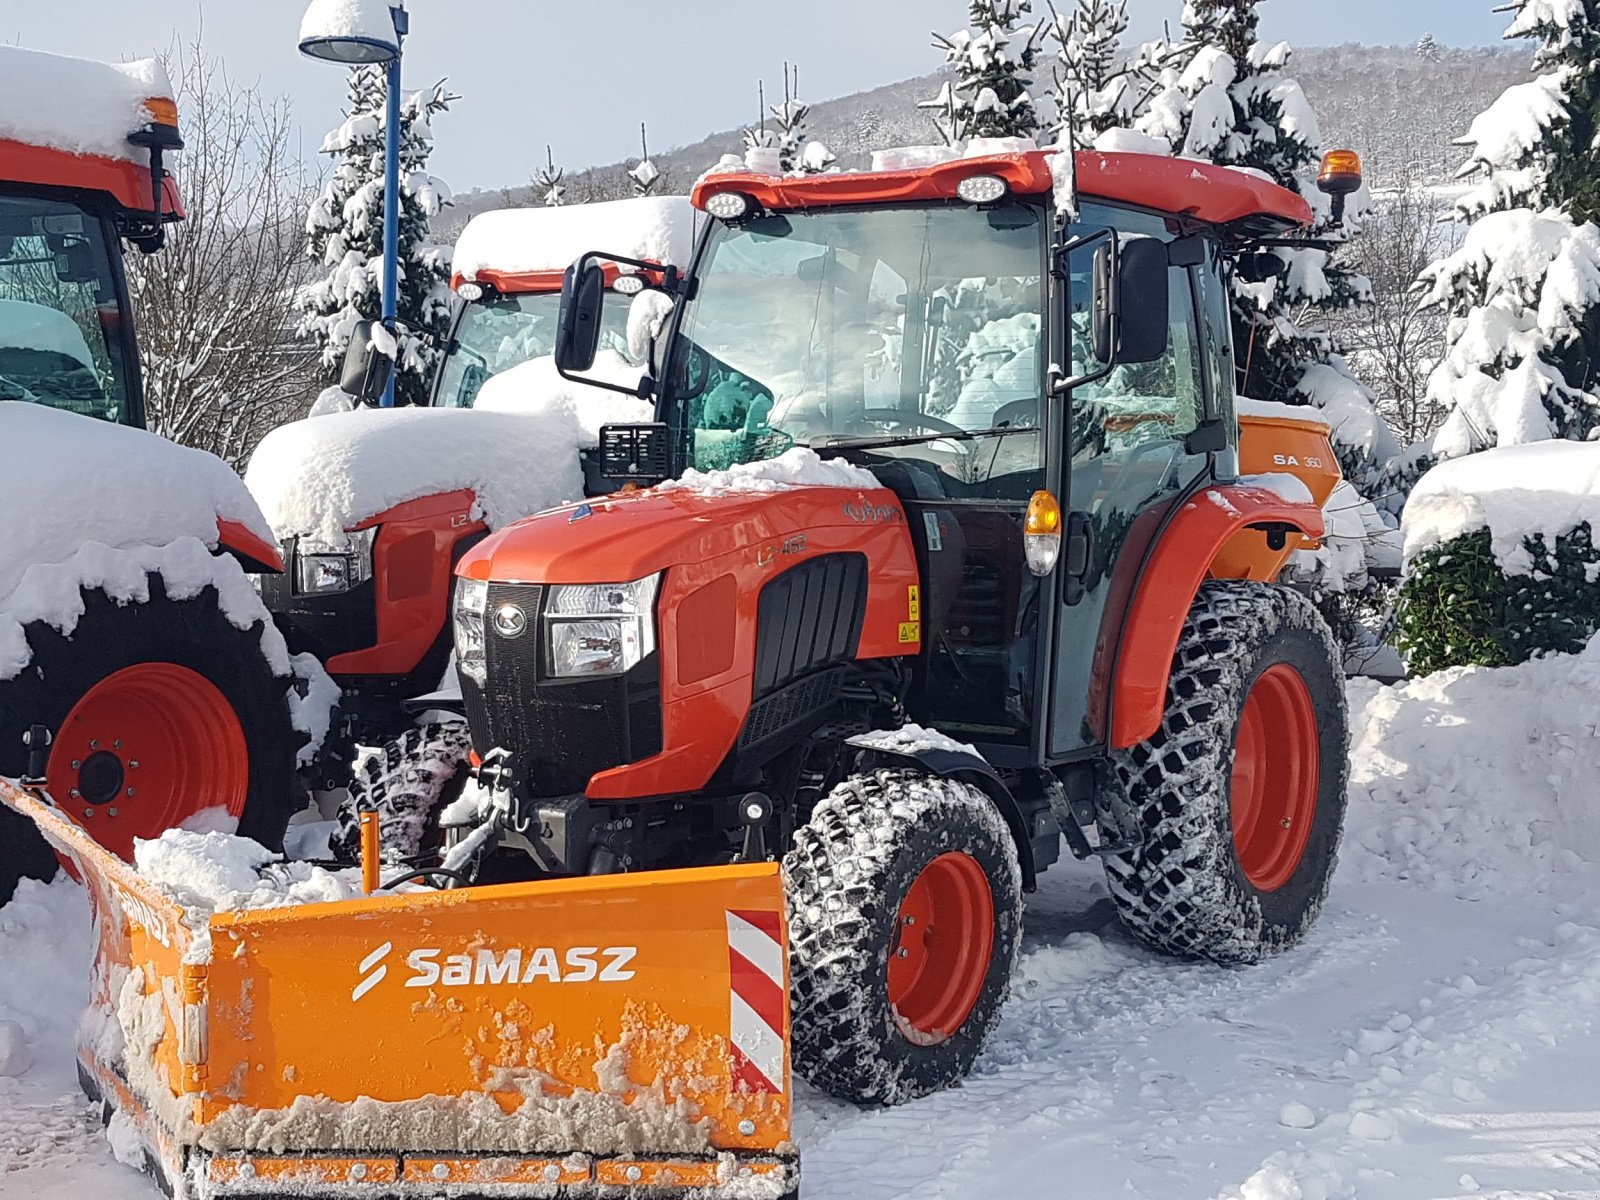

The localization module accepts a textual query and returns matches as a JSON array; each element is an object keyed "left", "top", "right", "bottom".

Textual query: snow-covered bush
[
  {"left": 298, "top": 67, "right": 455, "bottom": 407},
  {"left": 1396, "top": 441, "right": 1600, "bottom": 674},
  {"left": 1047, "top": 0, "right": 1140, "bottom": 148}
]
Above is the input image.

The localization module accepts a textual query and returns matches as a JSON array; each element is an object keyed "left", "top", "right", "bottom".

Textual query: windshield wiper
[{"left": 816, "top": 423, "right": 1036, "bottom": 453}]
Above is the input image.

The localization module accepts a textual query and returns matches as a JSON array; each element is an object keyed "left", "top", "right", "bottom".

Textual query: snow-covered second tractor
[
  {"left": 441, "top": 146, "right": 1357, "bottom": 1104},
  {"left": 0, "top": 46, "right": 331, "bottom": 901}
]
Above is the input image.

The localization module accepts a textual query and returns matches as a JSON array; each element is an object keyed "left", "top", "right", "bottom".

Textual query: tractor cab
[
  {"left": 428, "top": 196, "right": 697, "bottom": 408},
  {"left": 555, "top": 150, "right": 1333, "bottom": 764},
  {"left": 0, "top": 46, "right": 184, "bottom": 429}
]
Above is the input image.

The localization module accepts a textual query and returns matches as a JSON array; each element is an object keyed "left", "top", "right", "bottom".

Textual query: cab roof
[
  {"left": 451, "top": 195, "right": 698, "bottom": 293},
  {"left": 690, "top": 149, "right": 1314, "bottom": 235},
  {"left": 0, "top": 44, "right": 183, "bottom": 217}
]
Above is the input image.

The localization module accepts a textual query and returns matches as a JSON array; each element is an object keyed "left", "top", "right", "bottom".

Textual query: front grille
[{"left": 461, "top": 583, "right": 662, "bottom": 797}]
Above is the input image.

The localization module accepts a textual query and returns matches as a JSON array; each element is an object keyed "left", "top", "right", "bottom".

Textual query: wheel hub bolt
[
  {"left": 82, "top": 809, "right": 92, "bottom": 818},
  {"left": 69, "top": 788, "right": 80, "bottom": 799},
  {"left": 903, "top": 915, "right": 915, "bottom": 925},
  {"left": 896, "top": 947, "right": 909, "bottom": 958},
  {"left": 125, "top": 787, "right": 136, "bottom": 798},
  {"left": 113, "top": 740, "right": 123, "bottom": 750},
  {"left": 129, "top": 761, "right": 140, "bottom": 770},
  {"left": 107, "top": 808, "right": 118, "bottom": 818},
  {"left": 70, "top": 760, "right": 81, "bottom": 770},
  {"left": 89, "top": 740, "right": 98, "bottom": 750}
]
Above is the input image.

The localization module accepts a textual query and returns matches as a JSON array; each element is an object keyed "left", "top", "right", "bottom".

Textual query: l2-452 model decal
[{"left": 725, "top": 909, "right": 786, "bottom": 1094}]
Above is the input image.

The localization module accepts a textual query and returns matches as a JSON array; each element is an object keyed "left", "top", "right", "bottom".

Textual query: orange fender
[{"left": 1109, "top": 484, "right": 1323, "bottom": 750}]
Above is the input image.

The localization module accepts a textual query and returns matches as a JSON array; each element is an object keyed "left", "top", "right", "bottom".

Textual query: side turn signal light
[{"left": 1024, "top": 490, "right": 1062, "bottom": 577}]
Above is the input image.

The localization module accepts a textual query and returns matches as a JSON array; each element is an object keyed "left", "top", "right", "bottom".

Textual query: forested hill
[{"left": 444, "top": 43, "right": 1530, "bottom": 234}]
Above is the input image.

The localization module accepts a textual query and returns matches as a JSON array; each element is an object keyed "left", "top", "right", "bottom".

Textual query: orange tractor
[
  {"left": 0, "top": 144, "right": 1354, "bottom": 1200},
  {"left": 0, "top": 45, "right": 327, "bottom": 902},
  {"left": 433, "top": 145, "right": 1356, "bottom": 1103}
]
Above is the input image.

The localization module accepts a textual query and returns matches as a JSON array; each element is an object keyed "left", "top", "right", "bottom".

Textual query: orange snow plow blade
[{"left": 0, "top": 780, "right": 796, "bottom": 1199}]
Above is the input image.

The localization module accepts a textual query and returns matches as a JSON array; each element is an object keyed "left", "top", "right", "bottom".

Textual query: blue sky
[{"left": 6, "top": 1, "right": 1519, "bottom": 191}]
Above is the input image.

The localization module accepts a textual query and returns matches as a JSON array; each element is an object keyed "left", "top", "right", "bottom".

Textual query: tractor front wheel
[
  {"left": 0, "top": 576, "right": 307, "bottom": 903},
  {"left": 1099, "top": 580, "right": 1348, "bottom": 964},
  {"left": 784, "top": 768, "right": 1022, "bottom": 1105},
  {"left": 331, "top": 722, "right": 473, "bottom": 865}
]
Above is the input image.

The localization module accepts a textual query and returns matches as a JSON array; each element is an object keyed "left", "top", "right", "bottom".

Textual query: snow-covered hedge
[{"left": 1396, "top": 442, "right": 1600, "bottom": 674}]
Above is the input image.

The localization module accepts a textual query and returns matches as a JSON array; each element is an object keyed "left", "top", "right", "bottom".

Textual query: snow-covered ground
[{"left": 6, "top": 647, "right": 1600, "bottom": 1198}]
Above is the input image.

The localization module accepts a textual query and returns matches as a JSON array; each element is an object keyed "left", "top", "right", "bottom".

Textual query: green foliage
[{"left": 1396, "top": 523, "right": 1600, "bottom": 675}]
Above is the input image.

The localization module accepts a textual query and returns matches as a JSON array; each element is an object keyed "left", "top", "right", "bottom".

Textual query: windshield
[
  {"left": 434, "top": 289, "right": 637, "bottom": 408},
  {"left": 673, "top": 203, "right": 1045, "bottom": 496},
  {"left": 0, "top": 194, "right": 132, "bottom": 423}
]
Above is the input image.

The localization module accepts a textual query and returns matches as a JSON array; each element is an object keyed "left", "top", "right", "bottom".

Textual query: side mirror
[
  {"left": 1117, "top": 238, "right": 1169, "bottom": 365},
  {"left": 339, "top": 319, "right": 395, "bottom": 405},
  {"left": 555, "top": 257, "right": 605, "bottom": 375}
]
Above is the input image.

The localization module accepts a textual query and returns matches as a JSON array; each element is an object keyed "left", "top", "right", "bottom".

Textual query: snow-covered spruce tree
[
  {"left": 771, "top": 64, "right": 836, "bottom": 175},
  {"left": 300, "top": 67, "right": 455, "bottom": 407},
  {"left": 1135, "top": 1, "right": 1403, "bottom": 655},
  {"left": 920, "top": 0, "right": 1048, "bottom": 144},
  {"left": 630, "top": 124, "right": 661, "bottom": 196},
  {"left": 1412, "top": 0, "right": 1600, "bottom": 464},
  {"left": 536, "top": 145, "right": 565, "bottom": 207},
  {"left": 1047, "top": 0, "right": 1139, "bottom": 148}
]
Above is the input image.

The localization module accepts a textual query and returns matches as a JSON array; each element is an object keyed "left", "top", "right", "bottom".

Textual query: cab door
[{"left": 1047, "top": 206, "right": 1215, "bottom": 757}]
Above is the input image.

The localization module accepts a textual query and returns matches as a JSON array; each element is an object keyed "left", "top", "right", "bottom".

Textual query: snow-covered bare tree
[
  {"left": 1415, "top": 32, "right": 1441, "bottom": 62},
  {"left": 1047, "top": 0, "right": 1138, "bottom": 147},
  {"left": 920, "top": 0, "right": 1048, "bottom": 143},
  {"left": 535, "top": 145, "right": 565, "bottom": 207},
  {"left": 299, "top": 67, "right": 455, "bottom": 407},
  {"left": 127, "top": 39, "right": 321, "bottom": 466},
  {"left": 1413, "top": 0, "right": 1600, "bottom": 463}
]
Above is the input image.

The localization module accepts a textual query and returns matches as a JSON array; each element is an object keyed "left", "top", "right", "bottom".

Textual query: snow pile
[
  {"left": 657, "top": 448, "right": 880, "bottom": 496},
  {"left": 132, "top": 827, "right": 361, "bottom": 961},
  {"left": 0, "top": 403, "right": 274, "bottom": 602},
  {"left": 849, "top": 724, "right": 980, "bottom": 758},
  {"left": 1345, "top": 635, "right": 1600, "bottom": 896},
  {"left": 297, "top": 0, "right": 397, "bottom": 50},
  {"left": 451, "top": 196, "right": 697, "bottom": 283},
  {"left": 1236, "top": 472, "right": 1313, "bottom": 504},
  {"left": 1236, "top": 396, "right": 1330, "bottom": 429},
  {"left": 0, "top": 300, "right": 95, "bottom": 366},
  {"left": 245, "top": 406, "right": 600, "bottom": 545},
  {"left": 472, "top": 349, "right": 652, "bottom": 438},
  {"left": 1401, "top": 440, "right": 1600, "bottom": 571},
  {"left": 0, "top": 45, "right": 173, "bottom": 162}
]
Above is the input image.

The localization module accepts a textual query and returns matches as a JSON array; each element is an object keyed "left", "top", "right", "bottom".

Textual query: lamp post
[{"left": 299, "top": 0, "right": 407, "bottom": 408}]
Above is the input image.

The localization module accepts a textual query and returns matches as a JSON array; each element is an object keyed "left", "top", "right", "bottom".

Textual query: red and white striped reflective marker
[{"left": 725, "top": 909, "right": 785, "bottom": 1094}]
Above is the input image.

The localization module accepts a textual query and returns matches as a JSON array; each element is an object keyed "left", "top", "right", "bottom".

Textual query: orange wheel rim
[
  {"left": 1229, "top": 663, "right": 1319, "bottom": 892},
  {"left": 886, "top": 851, "right": 995, "bottom": 1044},
  {"left": 44, "top": 663, "right": 248, "bottom": 862}
]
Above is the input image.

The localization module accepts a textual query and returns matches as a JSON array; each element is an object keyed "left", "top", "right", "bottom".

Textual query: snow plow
[
  {"left": 0, "top": 777, "right": 795, "bottom": 1198},
  {"left": 0, "top": 45, "right": 334, "bottom": 903}
]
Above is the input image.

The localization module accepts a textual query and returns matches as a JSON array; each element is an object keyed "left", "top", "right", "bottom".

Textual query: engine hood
[{"left": 457, "top": 483, "right": 910, "bottom": 586}]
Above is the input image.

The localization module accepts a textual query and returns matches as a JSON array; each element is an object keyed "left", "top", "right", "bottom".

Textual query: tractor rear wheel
[
  {"left": 784, "top": 768, "right": 1022, "bottom": 1105},
  {"left": 331, "top": 722, "right": 472, "bottom": 865},
  {"left": 1099, "top": 580, "right": 1347, "bottom": 964},
  {"left": 0, "top": 576, "right": 307, "bottom": 903}
]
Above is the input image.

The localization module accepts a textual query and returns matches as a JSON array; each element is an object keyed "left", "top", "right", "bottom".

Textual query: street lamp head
[{"left": 298, "top": 0, "right": 400, "bottom": 65}]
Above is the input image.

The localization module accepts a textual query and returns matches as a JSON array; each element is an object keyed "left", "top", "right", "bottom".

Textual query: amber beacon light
[{"left": 1316, "top": 149, "right": 1363, "bottom": 223}]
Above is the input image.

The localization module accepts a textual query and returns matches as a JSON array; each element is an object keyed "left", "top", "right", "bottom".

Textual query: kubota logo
[{"left": 352, "top": 942, "right": 637, "bottom": 1001}]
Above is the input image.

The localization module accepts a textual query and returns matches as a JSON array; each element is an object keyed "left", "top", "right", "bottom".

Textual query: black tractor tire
[
  {"left": 0, "top": 575, "right": 306, "bottom": 905},
  {"left": 1099, "top": 580, "right": 1348, "bottom": 965},
  {"left": 330, "top": 722, "right": 472, "bottom": 865},
  {"left": 784, "top": 767, "right": 1022, "bottom": 1106}
]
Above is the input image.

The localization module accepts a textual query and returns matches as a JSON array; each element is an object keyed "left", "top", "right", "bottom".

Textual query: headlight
[
  {"left": 453, "top": 577, "right": 489, "bottom": 685},
  {"left": 294, "top": 527, "right": 375, "bottom": 596},
  {"left": 545, "top": 574, "right": 659, "bottom": 678}
]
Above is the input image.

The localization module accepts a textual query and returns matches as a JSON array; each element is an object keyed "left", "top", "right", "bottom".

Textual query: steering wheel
[{"left": 860, "top": 408, "right": 967, "bottom": 438}]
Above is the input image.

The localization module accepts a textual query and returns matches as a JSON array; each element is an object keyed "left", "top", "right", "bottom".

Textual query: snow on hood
[
  {"left": 0, "top": 300, "right": 95, "bottom": 367},
  {"left": 472, "top": 349, "right": 652, "bottom": 440},
  {"left": 0, "top": 45, "right": 173, "bottom": 163},
  {"left": 0, "top": 403, "right": 273, "bottom": 604},
  {"left": 657, "top": 447, "right": 881, "bottom": 496},
  {"left": 452, "top": 196, "right": 697, "bottom": 283},
  {"left": 1402, "top": 440, "right": 1600, "bottom": 573},
  {"left": 245, "top": 405, "right": 598, "bottom": 546}
]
